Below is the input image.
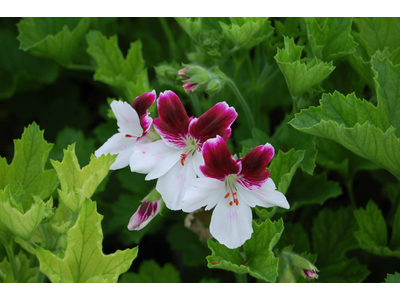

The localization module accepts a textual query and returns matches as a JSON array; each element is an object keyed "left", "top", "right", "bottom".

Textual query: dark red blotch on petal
[
  {"left": 237, "top": 144, "right": 274, "bottom": 190},
  {"left": 132, "top": 91, "right": 156, "bottom": 133},
  {"left": 153, "top": 91, "right": 190, "bottom": 148},
  {"left": 200, "top": 136, "right": 240, "bottom": 180},
  {"left": 189, "top": 102, "right": 237, "bottom": 147}
]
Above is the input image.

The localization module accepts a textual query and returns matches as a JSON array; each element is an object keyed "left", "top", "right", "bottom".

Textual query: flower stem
[
  {"left": 235, "top": 273, "right": 248, "bottom": 283},
  {"left": 159, "top": 17, "right": 179, "bottom": 61},
  {"left": 189, "top": 93, "right": 202, "bottom": 116},
  {"left": 67, "top": 63, "right": 97, "bottom": 72},
  {"left": 345, "top": 177, "right": 356, "bottom": 209},
  {"left": 226, "top": 77, "right": 255, "bottom": 130},
  {"left": 5, "top": 240, "right": 20, "bottom": 282}
]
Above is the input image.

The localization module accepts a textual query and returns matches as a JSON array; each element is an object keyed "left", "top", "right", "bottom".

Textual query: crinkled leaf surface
[
  {"left": 119, "top": 260, "right": 180, "bottom": 283},
  {"left": 0, "top": 122, "right": 58, "bottom": 208},
  {"left": 354, "top": 201, "right": 400, "bottom": 259},
  {"left": 290, "top": 56, "right": 400, "bottom": 180},
  {"left": 312, "top": 206, "right": 369, "bottom": 282},
  {"left": 86, "top": 30, "right": 150, "bottom": 102},
  {"left": 306, "top": 17, "right": 357, "bottom": 61},
  {"left": 274, "top": 36, "right": 335, "bottom": 97},
  {"left": 51, "top": 144, "right": 115, "bottom": 214},
  {"left": 268, "top": 148, "right": 304, "bottom": 195},
  {"left": 37, "top": 198, "right": 138, "bottom": 283},
  {"left": 17, "top": 17, "right": 91, "bottom": 66},
  {"left": 207, "top": 219, "right": 284, "bottom": 282}
]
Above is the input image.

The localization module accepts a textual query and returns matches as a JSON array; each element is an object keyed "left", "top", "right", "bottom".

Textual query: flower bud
[
  {"left": 178, "top": 65, "right": 208, "bottom": 79},
  {"left": 205, "top": 79, "right": 221, "bottom": 95},
  {"left": 127, "top": 193, "right": 164, "bottom": 231},
  {"left": 155, "top": 65, "right": 178, "bottom": 82},
  {"left": 292, "top": 254, "right": 319, "bottom": 280}
]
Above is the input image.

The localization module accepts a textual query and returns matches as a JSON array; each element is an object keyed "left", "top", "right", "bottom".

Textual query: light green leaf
[
  {"left": 274, "top": 36, "right": 335, "bottom": 97},
  {"left": 268, "top": 149, "right": 304, "bottom": 194},
  {"left": 86, "top": 30, "right": 150, "bottom": 102},
  {"left": 385, "top": 272, "right": 400, "bottom": 283},
  {"left": 17, "top": 17, "right": 91, "bottom": 66},
  {"left": 37, "top": 198, "right": 138, "bottom": 283},
  {"left": 51, "top": 144, "right": 115, "bottom": 214},
  {"left": 0, "top": 122, "right": 59, "bottom": 205},
  {"left": 219, "top": 17, "right": 273, "bottom": 48},
  {"left": 0, "top": 251, "right": 39, "bottom": 283},
  {"left": 286, "top": 171, "right": 342, "bottom": 210},
  {"left": 0, "top": 187, "right": 45, "bottom": 241},
  {"left": 207, "top": 219, "right": 284, "bottom": 282},
  {"left": 307, "top": 17, "right": 357, "bottom": 61},
  {"left": 119, "top": 260, "right": 180, "bottom": 283},
  {"left": 289, "top": 90, "right": 400, "bottom": 180},
  {"left": 175, "top": 17, "right": 202, "bottom": 41},
  {"left": 354, "top": 201, "right": 400, "bottom": 259}
]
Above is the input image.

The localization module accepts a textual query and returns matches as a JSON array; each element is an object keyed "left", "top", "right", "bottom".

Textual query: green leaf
[
  {"left": 119, "top": 260, "right": 180, "bottom": 283},
  {"left": 312, "top": 206, "right": 370, "bottom": 282},
  {"left": 175, "top": 17, "right": 202, "bottom": 41},
  {"left": 306, "top": 17, "right": 357, "bottom": 61},
  {"left": 289, "top": 90, "right": 400, "bottom": 180},
  {"left": 286, "top": 171, "right": 342, "bottom": 210},
  {"left": 166, "top": 224, "right": 210, "bottom": 267},
  {"left": 274, "top": 36, "right": 335, "bottom": 97},
  {"left": 17, "top": 17, "right": 91, "bottom": 66},
  {"left": 207, "top": 219, "right": 284, "bottom": 282},
  {"left": 268, "top": 149, "right": 304, "bottom": 194},
  {"left": 353, "top": 18, "right": 400, "bottom": 58},
  {"left": 354, "top": 201, "right": 400, "bottom": 259},
  {"left": 312, "top": 206, "right": 359, "bottom": 266},
  {"left": 277, "top": 222, "right": 310, "bottom": 253},
  {"left": 51, "top": 144, "right": 115, "bottom": 214},
  {"left": 37, "top": 198, "right": 138, "bottom": 283},
  {"left": 86, "top": 30, "right": 150, "bottom": 102},
  {"left": 0, "top": 29, "right": 58, "bottom": 99},
  {"left": 219, "top": 17, "right": 273, "bottom": 48},
  {"left": 0, "top": 187, "right": 45, "bottom": 241},
  {"left": 385, "top": 272, "right": 400, "bottom": 283},
  {"left": 49, "top": 127, "right": 96, "bottom": 168},
  {"left": 0, "top": 122, "right": 59, "bottom": 204},
  {"left": 0, "top": 251, "right": 38, "bottom": 283}
]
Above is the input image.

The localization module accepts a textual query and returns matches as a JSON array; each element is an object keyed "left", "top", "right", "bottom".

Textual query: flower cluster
[{"left": 95, "top": 90, "right": 289, "bottom": 249}]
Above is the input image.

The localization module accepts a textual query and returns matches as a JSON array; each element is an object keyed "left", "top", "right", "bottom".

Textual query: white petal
[
  {"left": 191, "top": 150, "right": 205, "bottom": 177},
  {"left": 236, "top": 178, "right": 290, "bottom": 209},
  {"left": 111, "top": 100, "right": 143, "bottom": 137},
  {"left": 209, "top": 199, "right": 253, "bottom": 249},
  {"left": 181, "top": 177, "right": 225, "bottom": 213},
  {"left": 129, "top": 140, "right": 181, "bottom": 179},
  {"left": 156, "top": 157, "right": 197, "bottom": 210},
  {"left": 94, "top": 133, "right": 136, "bottom": 170}
]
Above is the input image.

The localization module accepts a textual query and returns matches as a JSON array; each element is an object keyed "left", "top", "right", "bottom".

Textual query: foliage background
[{"left": 1, "top": 17, "right": 400, "bottom": 283}]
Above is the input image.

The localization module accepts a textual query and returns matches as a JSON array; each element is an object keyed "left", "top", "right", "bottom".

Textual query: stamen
[
  {"left": 125, "top": 134, "right": 136, "bottom": 138},
  {"left": 180, "top": 153, "right": 188, "bottom": 166},
  {"left": 229, "top": 201, "right": 233, "bottom": 206},
  {"left": 224, "top": 193, "right": 230, "bottom": 198}
]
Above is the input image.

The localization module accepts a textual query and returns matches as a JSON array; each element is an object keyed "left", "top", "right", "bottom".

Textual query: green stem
[
  {"left": 67, "top": 63, "right": 97, "bottom": 72},
  {"left": 159, "top": 17, "right": 179, "bottom": 61},
  {"left": 388, "top": 185, "right": 400, "bottom": 226},
  {"left": 189, "top": 93, "right": 202, "bottom": 116},
  {"left": 226, "top": 77, "right": 255, "bottom": 130},
  {"left": 36, "top": 269, "right": 45, "bottom": 283},
  {"left": 5, "top": 240, "right": 20, "bottom": 282},
  {"left": 235, "top": 273, "right": 248, "bottom": 283}
]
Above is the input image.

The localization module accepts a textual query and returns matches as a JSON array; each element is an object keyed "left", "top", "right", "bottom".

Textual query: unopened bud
[
  {"left": 205, "top": 79, "right": 221, "bottom": 95},
  {"left": 128, "top": 193, "right": 164, "bottom": 231},
  {"left": 155, "top": 65, "right": 178, "bottom": 82},
  {"left": 292, "top": 254, "right": 319, "bottom": 280}
]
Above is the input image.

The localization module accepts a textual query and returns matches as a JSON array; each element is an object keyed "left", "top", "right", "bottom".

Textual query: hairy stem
[
  {"left": 5, "top": 240, "right": 20, "bottom": 282},
  {"left": 159, "top": 17, "right": 179, "bottom": 61}
]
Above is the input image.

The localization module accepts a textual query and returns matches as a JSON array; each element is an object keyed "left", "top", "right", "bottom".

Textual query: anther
[
  {"left": 180, "top": 153, "right": 188, "bottom": 166},
  {"left": 125, "top": 134, "right": 136, "bottom": 138},
  {"left": 225, "top": 193, "right": 230, "bottom": 198}
]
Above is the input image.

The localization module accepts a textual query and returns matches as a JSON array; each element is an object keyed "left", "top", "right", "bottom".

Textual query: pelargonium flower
[
  {"left": 130, "top": 90, "right": 237, "bottom": 211},
  {"left": 180, "top": 135, "right": 290, "bottom": 249},
  {"left": 94, "top": 90, "right": 156, "bottom": 170}
]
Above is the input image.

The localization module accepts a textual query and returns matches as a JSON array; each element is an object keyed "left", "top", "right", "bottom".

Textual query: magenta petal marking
[
  {"left": 127, "top": 199, "right": 159, "bottom": 231},
  {"left": 237, "top": 144, "right": 274, "bottom": 190},
  {"left": 153, "top": 91, "right": 189, "bottom": 148},
  {"left": 183, "top": 81, "right": 197, "bottom": 93},
  {"left": 132, "top": 90, "right": 156, "bottom": 133},
  {"left": 189, "top": 102, "right": 237, "bottom": 147},
  {"left": 200, "top": 136, "right": 240, "bottom": 180}
]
